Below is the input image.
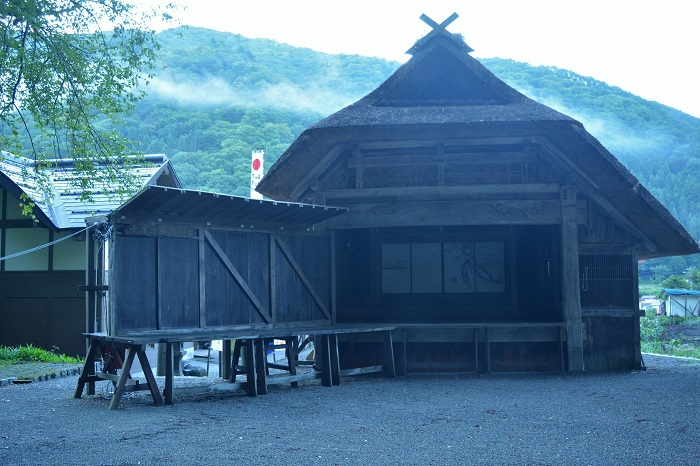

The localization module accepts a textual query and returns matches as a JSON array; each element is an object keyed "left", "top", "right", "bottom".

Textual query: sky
[{"left": 163, "top": 0, "right": 700, "bottom": 118}]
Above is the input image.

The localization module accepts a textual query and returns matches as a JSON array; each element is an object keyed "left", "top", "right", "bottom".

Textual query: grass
[
  {"left": 0, "top": 344, "right": 81, "bottom": 365},
  {"left": 640, "top": 316, "right": 700, "bottom": 359}
]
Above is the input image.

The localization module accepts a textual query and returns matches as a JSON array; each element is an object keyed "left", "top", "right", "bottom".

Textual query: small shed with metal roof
[
  {"left": 99, "top": 185, "right": 347, "bottom": 336},
  {"left": 662, "top": 289, "right": 700, "bottom": 318}
]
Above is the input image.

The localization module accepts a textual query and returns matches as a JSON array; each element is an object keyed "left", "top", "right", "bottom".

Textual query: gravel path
[{"left": 0, "top": 354, "right": 698, "bottom": 465}]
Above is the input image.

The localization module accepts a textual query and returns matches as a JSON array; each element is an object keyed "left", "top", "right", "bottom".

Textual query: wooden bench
[{"left": 74, "top": 324, "right": 396, "bottom": 410}]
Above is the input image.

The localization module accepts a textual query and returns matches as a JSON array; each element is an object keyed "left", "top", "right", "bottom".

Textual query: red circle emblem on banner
[{"left": 252, "top": 159, "right": 261, "bottom": 171}]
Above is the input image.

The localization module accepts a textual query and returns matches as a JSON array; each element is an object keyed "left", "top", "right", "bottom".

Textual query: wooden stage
[{"left": 74, "top": 322, "right": 568, "bottom": 409}]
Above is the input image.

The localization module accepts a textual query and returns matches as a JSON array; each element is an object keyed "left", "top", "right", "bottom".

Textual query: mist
[{"left": 147, "top": 75, "right": 360, "bottom": 116}]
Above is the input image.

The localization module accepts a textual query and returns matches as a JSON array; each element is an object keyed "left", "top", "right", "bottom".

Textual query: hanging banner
[{"left": 250, "top": 149, "right": 264, "bottom": 200}]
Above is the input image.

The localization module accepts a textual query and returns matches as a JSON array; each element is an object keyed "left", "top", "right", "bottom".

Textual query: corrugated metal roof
[
  {"left": 112, "top": 185, "right": 347, "bottom": 230},
  {"left": 0, "top": 153, "right": 180, "bottom": 230},
  {"left": 663, "top": 288, "right": 700, "bottom": 296}
]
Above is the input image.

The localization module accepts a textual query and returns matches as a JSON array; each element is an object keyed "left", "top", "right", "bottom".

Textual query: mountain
[{"left": 125, "top": 26, "right": 700, "bottom": 277}]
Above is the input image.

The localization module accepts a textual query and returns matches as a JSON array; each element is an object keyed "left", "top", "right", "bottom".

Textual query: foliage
[
  {"left": 0, "top": 344, "right": 80, "bottom": 364},
  {"left": 659, "top": 275, "right": 691, "bottom": 290},
  {"left": 640, "top": 316, "right": 667, "bottom": 342},
  {"left": 0, "top": 0, "right": 175, "bottom": 211},
  {"left": 640, "top": 316, "right": 700, "bottom": 359}
]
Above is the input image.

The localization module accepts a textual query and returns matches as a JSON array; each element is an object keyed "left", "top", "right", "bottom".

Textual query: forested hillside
[{"left": 121, "top": 27, "right": 396, "bottom": 193}]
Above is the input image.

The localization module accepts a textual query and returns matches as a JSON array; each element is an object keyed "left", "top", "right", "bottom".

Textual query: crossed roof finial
[{"left": 407, "top": 12, "right": 473, "bottom": 55}]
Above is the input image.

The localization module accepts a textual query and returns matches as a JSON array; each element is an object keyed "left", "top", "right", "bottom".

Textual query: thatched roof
[{"left": 257, "top": 34, "right": 698, "bottom": 258}]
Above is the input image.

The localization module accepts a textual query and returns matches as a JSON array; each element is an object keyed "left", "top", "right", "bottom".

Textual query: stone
[{"left": 182, "top": 364, "right": 207, "bottom": 377}]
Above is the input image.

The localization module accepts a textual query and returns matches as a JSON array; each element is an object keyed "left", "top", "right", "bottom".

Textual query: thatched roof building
[{"left": 258, "top": 33, "right": 697, "bottom": 260}]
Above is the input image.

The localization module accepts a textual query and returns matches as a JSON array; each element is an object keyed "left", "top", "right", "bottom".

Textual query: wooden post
[
  {"left": 221, "top": 339, "right": 232, "bottom": 380},
  {"left": 561, "top": 186, "right": 585, "bottom": 371},
  {"left": 631, "top": 251, "right": 642, "bottom": 369},
  {"left": 285, "top": 337, "right": 299, "bottom": 388},
  {"left": 109, "top": 348, "right": 137, "bottom": 410},
  {"left": 319, "top": 335, "right": 333, "bottom": 387},
  {"left": 329, "top": 334, "right": 341, "bottom": 386},
  {"left": 84, "top": 228, "right": 96, "bottom": 355},
  {"left": 255, "top": 339, "right": 268, "bottom": 395},
  {"left": 164, "top": 342, "right": 174, "bottom": 405},
  {"left": 74, "top": 341, "right": 99, "bottom": 398},
  {"left": 245, "top": 339, "right": 258, "bottom": 396},
  {"left": 137, "top": 349, "right": 163, "bottom": 406},
  {"left": 383, "top": 331, "right": 396, "bottom": 378}
]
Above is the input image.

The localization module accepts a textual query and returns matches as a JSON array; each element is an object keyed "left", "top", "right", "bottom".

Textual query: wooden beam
[
  {"left": 136, "top": 349, "right": 163, "bottom": 406},
  {"left": 204, "top": 230, "right": 271, "bottom": 324},
  {"left": 109, "top": 348, "right": 137, "bottom": 410},
  {"left": 535, "top": 137, "right": 658, "bottom": 254},
  {"left": 275, "top": 237, "right": 332, "bottom": 320},
  {"left": 346, "top": 151, "right": 532, "bottom": 168},
  {"left": 324, "top": 199, "right": 563, "bottom": 229},
  {"left": 561, "top": 185, "right": 585, "bottom": 371},
  {"left": 324, "top": 184, "right": 562, "bottom": 201}
]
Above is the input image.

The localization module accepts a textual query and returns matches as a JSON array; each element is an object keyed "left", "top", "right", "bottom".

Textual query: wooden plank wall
[
  {"left": 111, "top": 228, "right": 332, "bottom": 335},
  {"left": 583, "top": 316, "right": 636, "bottom": 370}
]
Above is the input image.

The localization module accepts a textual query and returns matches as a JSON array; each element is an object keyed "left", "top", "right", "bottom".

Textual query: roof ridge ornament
[{"left": 406, "top": 12, "right": 473, "bottom": 55}]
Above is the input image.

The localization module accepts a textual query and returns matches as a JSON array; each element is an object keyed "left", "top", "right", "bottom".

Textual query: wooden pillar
[
  {"left": 383, "top": 331, "right": 396, "bottom": 378},
  {"left": 561, "top": 185, "right": 585, "bottom": 371},
  {"left": 164, "top": 342, "right": 174, "bottom": 405},
  {"left": 245, "top": 339, "right": 258, "bottom": 396},
  {"left": 631, "top": 251, "right": 642, "bottom": 369},
  {"left": 84, "top": 228, "right": 96, "bottom": 355},
  {"left": 254, "top": 339, "right": 268, "bottom": 395},
  {"left": 221, "top": 339, "right": 232, "bottom": 380}
]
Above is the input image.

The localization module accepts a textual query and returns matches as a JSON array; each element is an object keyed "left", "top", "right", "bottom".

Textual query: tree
[
  {"left": 660, "top": 275, "right": 690, "bottom": 291},
  {"left": 0, "top": 0, "right": 174, "bottom": 211}
]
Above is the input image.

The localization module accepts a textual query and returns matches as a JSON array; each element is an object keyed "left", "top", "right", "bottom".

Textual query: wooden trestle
[{"left": 74, "top": 325, "right": 396, "bottom": 410}]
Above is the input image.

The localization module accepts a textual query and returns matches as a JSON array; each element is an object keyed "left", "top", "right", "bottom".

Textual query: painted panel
[
  {"left": 411, "top": 243, "right": 442, "bottom": 293},
  {"left": 381, "top": 243, "right": 411, "bottom": 294}
]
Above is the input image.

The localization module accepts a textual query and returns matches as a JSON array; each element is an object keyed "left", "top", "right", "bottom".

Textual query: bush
[
  {"left": 0, "top": 344, "right": 81, "bottom": 364},
  {"left": 640, "top": 316, "right": 666, "bottom": 342}
]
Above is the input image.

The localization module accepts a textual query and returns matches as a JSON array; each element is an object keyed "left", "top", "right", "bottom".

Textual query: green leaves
[{"left": 1, "top": 0, "right": 175, "bottom": 204}]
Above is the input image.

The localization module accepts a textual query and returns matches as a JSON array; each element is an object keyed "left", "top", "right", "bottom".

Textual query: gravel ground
[{"left": 0, "top": 354, "right": 698, "bottom": 465}]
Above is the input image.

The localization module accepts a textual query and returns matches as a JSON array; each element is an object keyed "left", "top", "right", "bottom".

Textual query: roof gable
[{"left": 375, "top": 43, "right": 509, "bottom": 107}]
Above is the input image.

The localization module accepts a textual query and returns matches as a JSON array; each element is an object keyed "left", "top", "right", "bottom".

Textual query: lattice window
[{"left": 579, "top": 255, "right": 632, "bottom": 281}]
